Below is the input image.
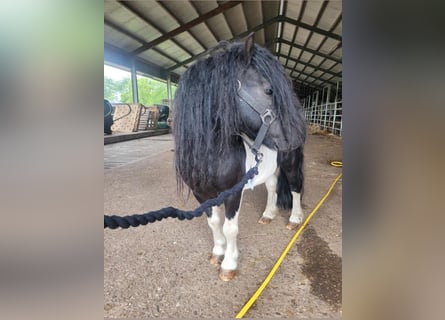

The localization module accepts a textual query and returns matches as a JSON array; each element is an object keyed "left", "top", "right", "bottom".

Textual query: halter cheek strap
[{"left": 237, "top": 80, "right": 276, "bottom": 161}]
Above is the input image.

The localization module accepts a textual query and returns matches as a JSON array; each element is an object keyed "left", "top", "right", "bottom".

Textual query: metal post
[
  {"left": 308, "top": 95, "right": 313, "bottom": 123},
  {"left": 332, "top": 100, "right": 337, "bottom": 134},
  {"left": 311, "top": 94, "right": 314, "bottom": 124},
  {"left": 276, "top": 0, "right": 285, "bottom": 53},
  {"left": 315, "top": 91, "right": 319, "bottom": 124},
  {"left": 166, "top": 73, "right": 172, "bottom": 104},
  {"left": 323, "top": 86, "right": 328, "bottom": 130},
  {"left": 339, "top": 103, "right": 342, "bottom": 136},
  {"left": 131, "top": 60, "right": 139, "bottom": 103},
  {"left": 331, "top": 81, "right": 338, "bottom": 135},
  {"left": 326, "top": 85, "right": 331, "bottom": 131}
]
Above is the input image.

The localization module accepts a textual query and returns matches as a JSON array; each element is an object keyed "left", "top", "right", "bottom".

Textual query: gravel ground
[{"left": 104, "top": 133, "right": 342, "bottom": 319}]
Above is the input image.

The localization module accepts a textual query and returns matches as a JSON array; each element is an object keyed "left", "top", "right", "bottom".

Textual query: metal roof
[{"left": 104, "top": 0, "right": 342, "bottom": 97}]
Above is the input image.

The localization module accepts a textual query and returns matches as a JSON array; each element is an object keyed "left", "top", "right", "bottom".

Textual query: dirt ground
[{"left": 104, "top": 132, "right": 342, "bottom": 319}]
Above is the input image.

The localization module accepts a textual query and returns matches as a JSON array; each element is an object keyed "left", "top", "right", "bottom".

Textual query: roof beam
[
  {"left": 188, "top": 1, "right": 219, "bottom": 43},
  {"left": 117, "top": 1, "right": 194, "bottom": 58},
  {"left": 293, "top": 79, "right": 320, "bottom": 91},
  {"left": 285, "top": 67, "right": 332, "bottom": 83},
  {"left": 277, "top": 53, "right": 340, "bottom": 77},
  {"left": 287, "top": 1, "right": 330, "bottom": 79},
  {"left": 155, "top": 0, "right": 207, "bottom": 51},
  {"left": 294, "top": 42, "right": 341, "bottom": 84},
  {"left": 265, "top": 39, "right": 341, "bottom": 89},
  {"left": 281, "top": 16, "right": 341, "bottom": 41},
  {"left": 296, "top": 74, "right": 332, "bottom": 88},
  {"left": 284, "top": 0, "right": 307, "bottom": 67},
  {"left": 104, "top": 19, "right": 181, "bottom": 66},
  {"left": 235, "top": 16, "right": 280, "bottom": 40},
  {"left": 167, "top": 16, "right": 281, "bottom": 72},
  {"left": 167, "top": 14, "right": 340, "bottom": 72},
  {"left": 276, "top": 38, "right": 342, "bottom": 64},
  {"left": 294, "top": 13, "right": 342, "bottom": 83},
  {"left": 104, "top": 42, "right": 180, "bottom": 83},
  {"left": 294, "top": 81, "right": 318, "bottom": 90},
  {"left": 105, "top": 18, "right": 145, "bottom": 44},
  {"left": 294, "top": 14, "right": 342, "bottom": 77},
  {"left": 218, "top": 1, "right": 236, "bottom": 39},
  {"left": 131, "top": 1, "right": 242, "bottom": 55},
  {"left": 306, "top": 56, "right": 342, "bottom": 86},
  {"left": 261, "top": 0, "right": 280, "bottom": 50},
  {"left": 276, "top": 0, "right": 289, "bottom": 56},
  {"left": 166, "top": 49, "right": 207, "bottom": 72},
  {"left": 283, "top": 65, "right": 337, "bottom": 87}
]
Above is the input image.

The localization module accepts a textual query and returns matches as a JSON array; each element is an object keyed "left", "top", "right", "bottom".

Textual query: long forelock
[
  {"left": 173, "top": 43, "right": 245, "bottom": 188},
  {"left": 249, "top": 45, "right": 305, "bottom": 141}
]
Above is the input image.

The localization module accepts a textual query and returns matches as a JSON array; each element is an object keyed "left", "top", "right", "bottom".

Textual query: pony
[{"left": 173, "top": 34, "right": 306, "bottom": 281}]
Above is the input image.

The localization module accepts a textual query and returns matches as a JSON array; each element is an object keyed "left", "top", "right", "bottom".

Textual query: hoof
[
  {"left": 210, "top": 255, "right": 224, "bottom": 265},
  {"left": 286, "top": 222, "right": 301, "bottom": 230},
  {"left": 258, "top": 217, "right": 272, "bottom": 224},
  {"left": 219, "top": 269, "right": 237, "bottom": 281}
]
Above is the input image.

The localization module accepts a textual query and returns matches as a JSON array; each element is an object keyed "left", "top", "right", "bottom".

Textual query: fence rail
[{"left": 301, "top": 81, "right": 342, "bottom": 136}]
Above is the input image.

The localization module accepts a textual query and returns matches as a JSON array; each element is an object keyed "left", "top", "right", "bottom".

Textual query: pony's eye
[{"left": 264, "top": 88, "right": 273, "bottom": 95}]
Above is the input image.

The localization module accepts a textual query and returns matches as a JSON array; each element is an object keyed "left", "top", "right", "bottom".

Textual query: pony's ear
[{"left": 244, "top": 32, "right": 255, "bottom": 65}]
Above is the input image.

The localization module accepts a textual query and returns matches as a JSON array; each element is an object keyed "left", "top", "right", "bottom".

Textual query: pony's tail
[{"left": 276, "top": 168, "right": 292, "bottom": 210}]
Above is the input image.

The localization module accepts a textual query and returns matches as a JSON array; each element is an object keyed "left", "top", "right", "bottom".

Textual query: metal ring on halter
[
  {"left": 254, "top": 151, "right": 263, "bottom": 163},
  {"left": 260, "top": 109, "right": 276, "bottom": 125},
  {"left": 236, "top": 79, "right": 242, "bottom": 91}
]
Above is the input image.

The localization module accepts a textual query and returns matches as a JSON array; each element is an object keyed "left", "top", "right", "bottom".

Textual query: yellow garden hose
[
  {"left": 236, "top": 161, "right": 342, "bottom": 318},
  {"left": 329, "top": 161, "right": 343, "bottom": 167}
]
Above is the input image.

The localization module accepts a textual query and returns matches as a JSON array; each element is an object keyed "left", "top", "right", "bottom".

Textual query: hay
[{"left": 308, "top": 123, "right": 329, "bottom": 135}]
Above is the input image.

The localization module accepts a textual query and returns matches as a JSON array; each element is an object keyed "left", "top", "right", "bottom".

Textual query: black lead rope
[
  {"left": 104, "top": 161, "right": 260, "bottom": 229},
  {"left": 104, "top": 80, "right": 274, "bottom": 230}
]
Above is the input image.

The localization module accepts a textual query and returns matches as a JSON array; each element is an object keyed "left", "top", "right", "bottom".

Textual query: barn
[{"left": 104, "top": 1, "right": 342, "bottom": 318}]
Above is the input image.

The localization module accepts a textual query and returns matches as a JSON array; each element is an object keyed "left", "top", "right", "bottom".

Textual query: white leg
[
  {"left": 221, "top": 210, "right": 240, "bottom": 272},
  {"left": 260, "top": 173, "right": 278, "bottom": 221},
  {"left": 207, "top": 205, "right": 226, "bottom": 257},
  {"left": 289, "top": 192, "right": 304, "bottom": 224}
]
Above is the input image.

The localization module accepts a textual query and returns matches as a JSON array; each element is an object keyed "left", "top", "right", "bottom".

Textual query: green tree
[
  {"left": 137, "top": 76, "right": 167, "bottom": 106},
  {"left": 104, "top": 74, "right": 171, "bottom": 105},
  {"left": 118, "top": 78, "right": 133, "bottom": 103},
  {"left": 104, "top": 77, "right": 120, "bottom": 102},
  {"left": 104, "top": 76, "right": 132, "bottom": 103}
]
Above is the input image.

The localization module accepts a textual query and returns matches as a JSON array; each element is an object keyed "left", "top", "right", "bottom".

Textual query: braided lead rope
[{"left": 104, "top": 165, "right": 259, "bottom": 229}]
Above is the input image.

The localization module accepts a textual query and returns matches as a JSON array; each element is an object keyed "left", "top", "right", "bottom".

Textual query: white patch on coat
[
  {"left": 218, "top": 135, "right": 280, "bottom": 271},
  {"left": 241, "top": 134, "right": 278, "bottom": 190}
]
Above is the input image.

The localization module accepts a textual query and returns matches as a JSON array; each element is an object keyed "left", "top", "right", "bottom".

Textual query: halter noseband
[{"left": 237, "top": 79, "right": 276, "bottom": 162}]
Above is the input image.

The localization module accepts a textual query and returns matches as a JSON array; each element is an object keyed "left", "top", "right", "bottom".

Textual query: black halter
[{"left": 237, "top": 80, "right": 276, "bottom": 162}]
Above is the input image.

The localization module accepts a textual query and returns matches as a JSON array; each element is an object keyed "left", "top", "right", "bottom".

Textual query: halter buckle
[{"left": 260, "top": 109, "right": 276, "bottom": 125}]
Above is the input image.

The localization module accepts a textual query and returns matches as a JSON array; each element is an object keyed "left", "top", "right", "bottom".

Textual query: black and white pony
[{"left": 173, "top": 34, "right": 306, "bottom": 281}]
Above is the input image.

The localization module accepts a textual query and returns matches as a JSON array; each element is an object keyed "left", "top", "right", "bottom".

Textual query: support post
[
  {"left": 166, "top": 72, "right": 172, "bottom": 104},
  {"left": 314, "top": 91, "right": 319, "bottom": 124},
  {"left": 131, "top": 60, "right": 139, "bottom": 103},
  {"left": 332, "top": 81, "right": 339, "bottom": 134}
]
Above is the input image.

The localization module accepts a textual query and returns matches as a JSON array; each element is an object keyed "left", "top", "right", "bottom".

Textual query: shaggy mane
[{"left": 173, "top": 40, "right": 305, "bottom": 191}]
